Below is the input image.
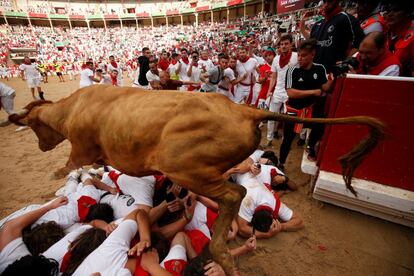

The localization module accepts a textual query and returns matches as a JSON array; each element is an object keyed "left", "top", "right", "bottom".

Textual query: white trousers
[{"left": 267, "top": 98, "right": 286, "bottom": 141}]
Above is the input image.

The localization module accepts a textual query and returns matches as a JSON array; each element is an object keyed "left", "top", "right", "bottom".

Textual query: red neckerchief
[
  {"left": 110, "top": 61, "right": 118, "bottom": 68},
  {"left": 182, "top": 57, "right": 189, "bottom": 64},
  {"left": 279, "top": 50, "right": 292, "bottom": 68},
  {"left": 24, "top": 60, "right": 31, "bottom": 65},
  {"left": 192, "top": 62, "right": 198, "bottom": 67},
  {"left": 323, "top": 5, "right": 342, "bottom": 22},
  {"left": 239, "top": 57, "right": 249, "bottom": 63},
  {"left": 171, "top": 59, "right": 178, "bottom": 65},
  {"left": 158, "top": 58, "right": 170, "bottom": 70},
  {"left": 201, "top": 57, "right": 208, "bottom": 61},
  {"left": 60, "top": 251, "right": 71, "bottom": 273}
]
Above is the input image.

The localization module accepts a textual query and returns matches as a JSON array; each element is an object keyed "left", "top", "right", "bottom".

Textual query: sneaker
[
  {"left": 88, "top": 167, "right": 104, "bottom": 176},
  {"left": 261, "top": 140, "right": 273, "bottom": 148},
  {"left": 67, "top": 168, "right": 82, "bottom": 180},
  {"left": 39, "top": 91, "right": 45, "bottom": 100},
  {"left": 297, "top": 138, "right": 306, "bottom": 147}
]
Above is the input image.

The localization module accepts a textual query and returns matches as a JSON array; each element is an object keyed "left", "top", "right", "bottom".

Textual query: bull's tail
[{"left": 251, "top": 109, "right": 386, "bottom": 196}]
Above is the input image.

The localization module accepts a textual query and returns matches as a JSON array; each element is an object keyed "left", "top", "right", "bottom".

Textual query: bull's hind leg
[{"left": 209, "top": 181, "right": 246, "bottom": 275}]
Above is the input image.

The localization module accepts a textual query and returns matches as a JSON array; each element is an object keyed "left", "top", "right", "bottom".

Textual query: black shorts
[{"left": 56, "top": 72, "right": 62, "bottom": 76}]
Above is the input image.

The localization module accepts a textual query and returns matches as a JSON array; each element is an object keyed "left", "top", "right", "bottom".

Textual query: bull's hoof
[{"left": 51, "top": 167, "right": 70, "bottom": 180}]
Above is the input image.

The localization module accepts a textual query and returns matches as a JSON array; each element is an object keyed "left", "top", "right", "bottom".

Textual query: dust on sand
[{"left": 0, "top": 76, "right": 413, "bottom": 275}]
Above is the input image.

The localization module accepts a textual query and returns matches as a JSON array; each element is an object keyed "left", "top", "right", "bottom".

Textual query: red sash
[
  {"left": 286, "top": 105, "right": 313, "bottom": 134},
  {"left": 77, "top": 196, "right": 97, "bottom": 222},
  {"left": 135, "top": 255, "right": 149, "bottom": 276},
  {"left": 108, "top": 170, "right": 123, "bottom": 194},
  {"left": 185, "top": 229, "right": 210, "bottom": 255},
  {"left": 187, "top": 84, "right": 201, "bottom": 91},
  {"left": 206, "top": 208, "right": 218, "bottom": 230}
]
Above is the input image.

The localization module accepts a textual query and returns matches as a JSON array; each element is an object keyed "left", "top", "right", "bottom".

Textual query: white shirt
[
  {"left": 108, "top": 63, "right": 123, "bottom": 86},
  {"left": 178, "top": 59, "right": 191, "bottom": 81},
  {"left": 198, "top": 58, "right": 215, "bottom": 72},
  {"left": 0, "top": 238, "right": 31, "bottom": 274},
  {"left": 271, "top": 52, "right": 298, "bottom": 103},
  {"left": 248, "top": 149, "right": 264, "bottom": 163},
  {"left": 0, "top": 82, "right": 15, "bottom": 97},
  {"left": 101, "top": 172, "right": 155, "bottom": 208},
  {"left": 236, "top": 58, "right": 258, "bottom": 85},
  {"left": 100, "top": 193, "right": 140, "bottom": 220},
  {"left": 34, "top": 183, "right": 101, "bottom": 229},
  {"left": 238, "top": 180, "right": 293, "bottom": 223},
  {"left": 218, "top": 68, "right": 236, "bottom": 90},
  {"left": 73, "top": 219, "right": 137, "bottom": 276},
  {"left": 19, "top": 63, "right": 41, "bottom": 80},
  {"left": 188, "top": 64, "right": 202, "bottom": 83},
  {"left": 79, "top": 68, "right": 95, "bottom": 88},
  {"left": 184, "top": 201, "right": 212, "bottom": 240},
  {"left": 146, "top": 70, "right": 161, "bottom": 89},
  {"left": 255, "top": 164, "right": 284, "bottom": 186}
]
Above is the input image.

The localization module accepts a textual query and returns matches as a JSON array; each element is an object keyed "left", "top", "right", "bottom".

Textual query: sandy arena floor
[{"left": 0, "top": 75, "right": 413, "bottom": 275}]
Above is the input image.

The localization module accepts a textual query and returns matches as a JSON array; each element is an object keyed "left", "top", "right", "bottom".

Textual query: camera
[{"left": 332, "top": 57, "right": 359, "bottom": 77}]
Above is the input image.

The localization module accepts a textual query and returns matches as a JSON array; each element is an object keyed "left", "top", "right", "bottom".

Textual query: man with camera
[
  {"left": 351, "top": 32, "right": 401, "bottom": 76},
  {"left": 280, "top": 39, "right": 335, "bottom": 167}
]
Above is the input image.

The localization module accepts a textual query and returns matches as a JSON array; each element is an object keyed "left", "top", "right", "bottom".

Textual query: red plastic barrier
[{"left": 319, "top": 75, "right": 414, "bottom": 191}]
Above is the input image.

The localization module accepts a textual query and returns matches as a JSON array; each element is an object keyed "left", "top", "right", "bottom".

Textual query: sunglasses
[{"left": 192, "top": 56, "right": 199, "bottom": 58}]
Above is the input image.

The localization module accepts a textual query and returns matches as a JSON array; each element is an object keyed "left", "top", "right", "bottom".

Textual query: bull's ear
[{"left": 8, "top": 110, "right": 29, "bottom": 126}]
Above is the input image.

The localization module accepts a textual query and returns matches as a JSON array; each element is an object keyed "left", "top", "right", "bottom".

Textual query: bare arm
[
  {"left": 267, "top": 71, "right": 277, "bottom": 97},
  {"left": 280, "top": 212, "right": 304, "bottom": 232},
  {"left": 287, "top": 88, "right": 321, "bottom": 98},
  {"left": 90, "top": 178, "right": 117, "bottom": 194},
  {"left": 229, "top": 236, "right": 256, "bottom": 257},
  {"left": 0, "top": 197, "right": 68, "bottom": 251},
  {"left": 148, "top": 201, "right": 168, "bottom": 225},
  {"left": 89, "top": 75, "right": 101, "bottom": 82},
  {"left": 231, "top": 73, "right": 247, "bottom": 85},
  {"left": 182, "top": 80, "right": 201, "bottom": 86}
]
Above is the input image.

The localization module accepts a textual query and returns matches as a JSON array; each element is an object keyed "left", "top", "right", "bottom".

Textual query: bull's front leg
[
  {"left": 52, "top": 143, "right": 100, "bottom": 179},
  {"left": 210, "top": 181, "right": 246, "bottom": 275}
]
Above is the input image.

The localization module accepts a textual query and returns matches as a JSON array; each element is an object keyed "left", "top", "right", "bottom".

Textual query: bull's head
[{"left": 9, "top": 100, "right": 65, "bottom": 152}]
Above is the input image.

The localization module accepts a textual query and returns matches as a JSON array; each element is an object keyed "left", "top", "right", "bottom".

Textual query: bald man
[
  {"left": 353, "top": 32, "right": 401, "bottom": 76},
  {"left": 159, "top": 71, "right": 201, "bottom": 90}
]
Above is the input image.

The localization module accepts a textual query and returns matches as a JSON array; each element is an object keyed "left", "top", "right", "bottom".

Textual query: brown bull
[{"left": 10, "top": 85, "right": 384, "bottom": 275}]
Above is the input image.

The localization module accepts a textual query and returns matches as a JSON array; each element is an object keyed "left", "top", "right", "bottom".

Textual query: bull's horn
[{"left": 15, "top": 109, "right": 29, "bottom": 116}]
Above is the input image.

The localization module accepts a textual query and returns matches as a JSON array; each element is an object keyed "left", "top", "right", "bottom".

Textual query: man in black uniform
[
  {"left": 299, "top": 0, "right": 365, "bottom": 160},
  {"left": 135, "top": 47, "right": 151, "bottom": 88},
  {"left": 279, "top": 39, "right": 334, "bottom": 169}
]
